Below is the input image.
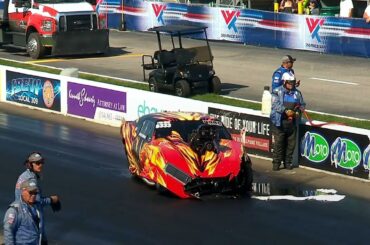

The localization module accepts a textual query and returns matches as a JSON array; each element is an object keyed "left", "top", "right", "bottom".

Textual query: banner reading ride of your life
[{"left": 208, "top": 107, "right": 272, "bottom": 158}]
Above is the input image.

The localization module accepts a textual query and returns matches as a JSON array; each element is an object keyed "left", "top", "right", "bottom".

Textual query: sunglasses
[
  {"left": 28, "top": 191, "right": 38, "bottom": 196},
  {"left": 32, "top": 161, "right": 44, "bottom": 166}
]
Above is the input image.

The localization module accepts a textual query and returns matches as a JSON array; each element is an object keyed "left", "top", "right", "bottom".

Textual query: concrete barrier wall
[{"left": 1, "top": 64, "right": 369, "bottom": 179}]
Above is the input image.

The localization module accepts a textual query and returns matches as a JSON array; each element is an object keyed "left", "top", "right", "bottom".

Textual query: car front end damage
[{"left": 164, "top": 160, "right": 251, "bottom": 199}]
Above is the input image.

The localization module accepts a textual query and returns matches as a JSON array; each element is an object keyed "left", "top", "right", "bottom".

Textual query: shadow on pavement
[
  {"left": 220, "top": 83, "right": 249, "bottom": 95},
  {"left": 1, "top": 46, "right": 131, "bottom": 60}
]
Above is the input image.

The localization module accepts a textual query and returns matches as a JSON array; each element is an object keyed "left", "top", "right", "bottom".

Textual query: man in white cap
[
  {"left": 3, "top": 179, "right": 47, "bottom": 244},
  {"left": 270, "top": 71, "right": 306, "bottom": 171},
  {"left": 271, "top": 55, "right": 300, "bottom": 91}
]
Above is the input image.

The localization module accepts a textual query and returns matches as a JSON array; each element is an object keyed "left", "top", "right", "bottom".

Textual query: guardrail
[{"left": 1, "top": 64, "right": 369, "bottom": 179}]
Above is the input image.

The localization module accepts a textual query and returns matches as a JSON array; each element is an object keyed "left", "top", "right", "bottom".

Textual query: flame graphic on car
[{"left": 121, "top": 122, "right": 140, "bottom": 174}]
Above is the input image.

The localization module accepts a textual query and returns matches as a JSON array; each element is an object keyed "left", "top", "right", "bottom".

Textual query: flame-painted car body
[{"left": 120, "top": 112, "right": 253, "bottom": 199}]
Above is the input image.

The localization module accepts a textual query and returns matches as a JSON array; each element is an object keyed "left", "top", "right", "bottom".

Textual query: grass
[{"left": 2, "top": 58, "right": 370, "bottom": 130}]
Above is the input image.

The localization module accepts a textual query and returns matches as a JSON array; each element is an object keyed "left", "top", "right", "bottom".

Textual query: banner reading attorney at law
[
  {"left": 300, "top": 125, "right": 370, "bottom": 179},
  {"left": 208, "top": 107, "right": 272, "bottom": 158},
  {"left": 6, "top": 70, "right": 61, "bottom": 112},
  {"left": 67, "top": 82, "right": 127, "bottom": 125}
]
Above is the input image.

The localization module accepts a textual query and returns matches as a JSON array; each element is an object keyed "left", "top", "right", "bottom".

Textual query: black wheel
[
  {"left": 27, "top": 32, "right": 45, "bottom": 59},
  {"left": 175, "top": 79, "right": 190, "bottom": 97},
  {"left": 156, "top": 183, "right": 168, "bottom": 195},
  {"left": 235, "top": 154, "right": 253, "bottom": 195},
  {"left": 209, "top": 76, "right": 221, "bottom": 94},
  {"left": 148, "top": 76, "right": 158, "bottom": 92}
]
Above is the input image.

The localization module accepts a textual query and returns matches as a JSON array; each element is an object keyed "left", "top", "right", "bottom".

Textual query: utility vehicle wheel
[
  {"left": 209, "top": 76, "right": 221, "bottom": 94},
  {"left": 27, "top": 33, "right": 45, "bottom": 59},
  {"left": 148, "top": 77, "right": 158, "bottom": 92},
  {"left": 175, "top": 80, "right": 190, "bottom": 97}
]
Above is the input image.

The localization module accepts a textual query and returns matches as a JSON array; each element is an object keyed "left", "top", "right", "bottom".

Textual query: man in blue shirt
[
  {"left": 271, "top": 55, "right": 300, "bottom": 90},
  {"left": 4, "top": 179, "right": 46, "bottom": 245},
  {"left": 270, "top": 71, "right": 306, "bottom": 171},
  {"left": 15, "top": 152, "right": 59, "bottom": 206}
]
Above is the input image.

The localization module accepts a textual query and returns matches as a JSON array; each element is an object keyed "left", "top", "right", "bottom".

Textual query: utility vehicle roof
[{"left": 148, "top": 25, "right": 207, "bottom": 36}]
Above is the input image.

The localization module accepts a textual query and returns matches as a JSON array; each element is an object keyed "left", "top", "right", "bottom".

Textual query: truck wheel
[
  {"left": 27, "top": 33, "right": 45, "bottom": 59},
  {"left": 209, "top": 76, "right": 221, "bottom": 94},
  {"left": 175, "top": 80, "right": 190, "bottom": 97},
  {"left": 148, "top": 77, "right": 158, "bottom": 92}
]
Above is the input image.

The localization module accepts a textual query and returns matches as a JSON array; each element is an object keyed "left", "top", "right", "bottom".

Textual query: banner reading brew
[
  {"left": 67, "top": 82, "right": 127, "bottom": 125},
  {"left": 208, "top": 107, "right": 272, "bottom": 157},
  {"left": 300, "top": 125, "right": 370, "bottom": 179},
  {"left": 6, "top": 71, "right": 61, "bottom": 111}
]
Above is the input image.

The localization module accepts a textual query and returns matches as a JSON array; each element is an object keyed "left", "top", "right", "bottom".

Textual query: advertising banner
[
  {"left": 67, "top": 82, "right": 127, "bottom": 125},
  {"left": 300, "top": 125, "right": 370, "bottom": 179},
  {"left": 6, "top": 71, "right": 61, "bottom": 111},
  {"left": 129, "top": 92, "right": 208, "bottom": 121},
  {"left": 121, "top": 0, "right": 370, "bottom": 58},
  {"left": 208, "top": 107, "right": 272, "bottom": 158}
]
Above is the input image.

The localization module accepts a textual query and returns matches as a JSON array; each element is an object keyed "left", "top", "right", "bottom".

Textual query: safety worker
[
  {"left": 14, "top": 152, "right": 61, "bottom": 244},
  {"left": 271, "top": 55, "right": 300, "bottom": 91},
  {"left": 15, "top": 152, "right": 60, "bottom": 207},
  {"left": 3, "top": 179, "right": 47, "bottom": 245},
  {"left": 270, "top": 71, "right": 306, "bottom": 171}
]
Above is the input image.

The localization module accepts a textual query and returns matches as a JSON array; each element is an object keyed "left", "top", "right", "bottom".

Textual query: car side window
[{"left": 138, "top": 120, "right": 155, "bottom": 141}]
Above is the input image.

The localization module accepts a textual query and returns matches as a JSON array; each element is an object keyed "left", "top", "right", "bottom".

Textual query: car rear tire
[
  {"left": 235, "top": 154, "right": 253, "bottom": 195},
  {"left": 156, "top": 183, "right": 168, "bottom": 195},
  {"left": 27, "top": 32, "right": 45, "bottom": 59},
  {"left": 209, "top": 76, "right": 221, "bottom": 94},
  {"left": 175, "top": 79, "right": 191, "bottom": 97},
  {"left": 148, "top": 76, "right": 159, "bottom": 92}
]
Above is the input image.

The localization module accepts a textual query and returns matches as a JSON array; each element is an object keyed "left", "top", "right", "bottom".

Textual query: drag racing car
[{"left": 120, "top": 112, "right": 253, "bottom": 199}]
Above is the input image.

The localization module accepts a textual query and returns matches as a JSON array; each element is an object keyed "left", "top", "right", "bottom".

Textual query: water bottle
[{"left": 261, "top": 86, "right": 272, "bottom": 115}]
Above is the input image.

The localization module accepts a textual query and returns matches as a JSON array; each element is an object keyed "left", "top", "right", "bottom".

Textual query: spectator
[
  {"left": 3, "top": 179, "right": 47, "bottom": 245},
  {"left": 364, "top": 3, "right": 370, "bottom": 23},
  {"left": 308, "top": 0, "right": 320, "bottom": 15},
  {"left": 15, "top": 152, "right": 60, "bottom": 206},
  {"left": 340, "top": 0, "right": 353, "bottom": 18},
  {"left": 271, "top": 55, "right": 300, "bottom": 91},
  {"left": 270, "top": 71, "right": 306, "bottom": 171},
  {"left": 303, "top": 0, "right": 321, "bottom": 9},
  {"left": 280, "top": 0, "right": 298, "bottom": 13},
  {"left": 15, "top": 152, "right": 61, "bottom": 244}
]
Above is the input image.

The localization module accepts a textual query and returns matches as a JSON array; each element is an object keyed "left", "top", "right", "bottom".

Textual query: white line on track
[{"left": 310, "top": 77, "right": 359, "bottom": 86}]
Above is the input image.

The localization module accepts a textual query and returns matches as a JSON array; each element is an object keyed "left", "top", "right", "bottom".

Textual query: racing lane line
[
  {"left": 25, "top": 53, "right": 144, "bottom": 64},
  {"left": 309, "top": 77, "right": 359, "bottom": 86}
]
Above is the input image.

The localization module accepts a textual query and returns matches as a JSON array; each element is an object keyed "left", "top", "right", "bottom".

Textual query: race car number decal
[{"left": 156, "top": 121, "right": 172, "bottom": 128}]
